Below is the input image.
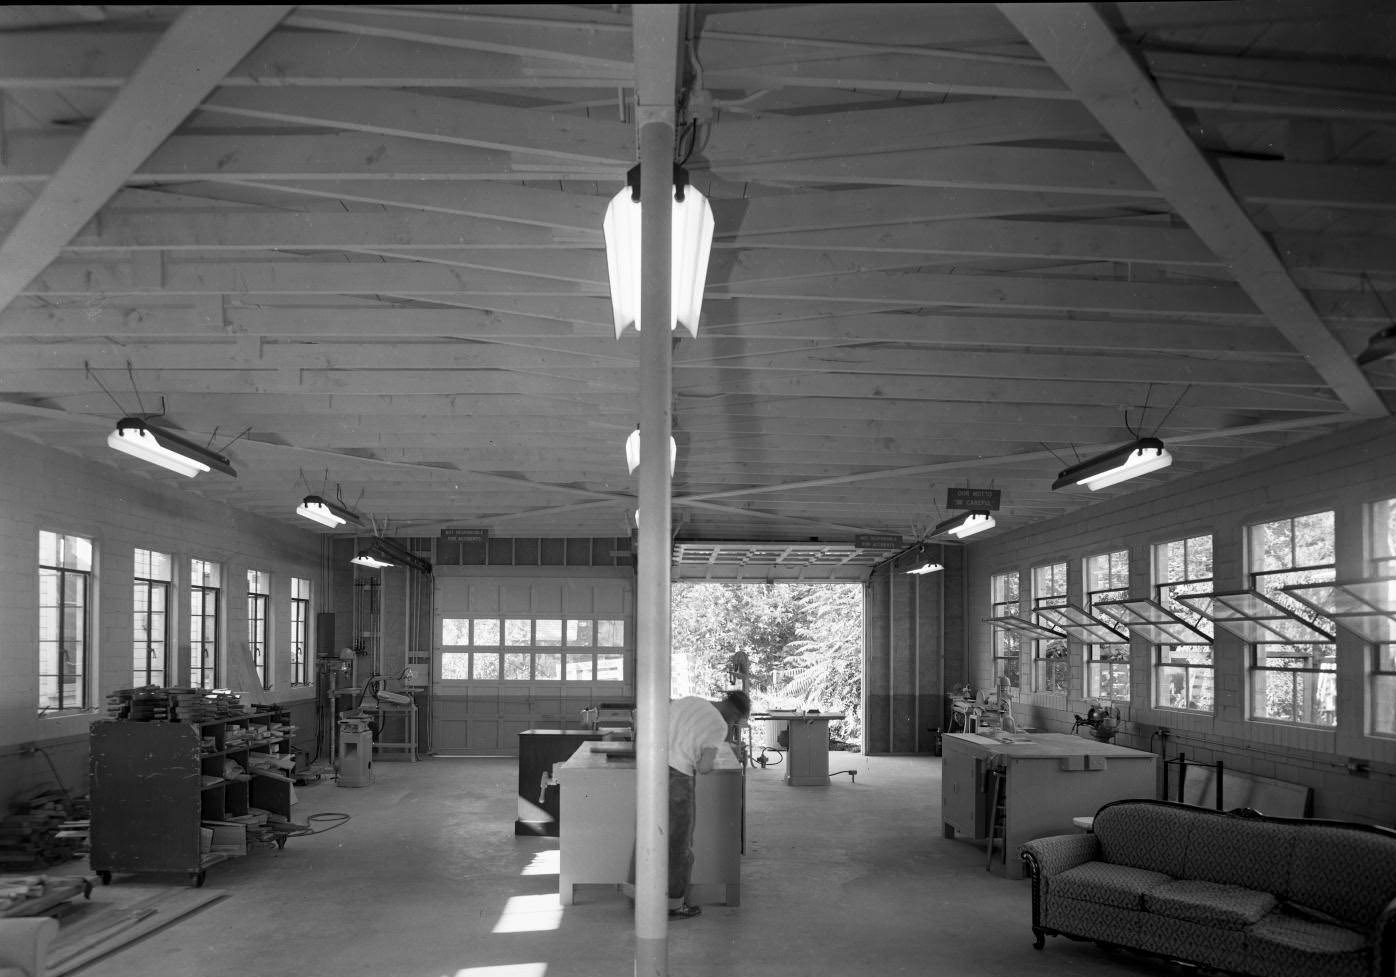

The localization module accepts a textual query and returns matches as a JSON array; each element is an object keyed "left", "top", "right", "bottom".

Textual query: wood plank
[{"left": 46, "top": 887, "right": 228, "bottom": 976}]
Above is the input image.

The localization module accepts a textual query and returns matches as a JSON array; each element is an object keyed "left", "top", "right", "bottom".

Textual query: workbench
[
  {"left": 941, "top": 732, "right": 1157, "bottom": 878},
  {"left": 555, "top": 742, "right": 743, "bottom": 906}
]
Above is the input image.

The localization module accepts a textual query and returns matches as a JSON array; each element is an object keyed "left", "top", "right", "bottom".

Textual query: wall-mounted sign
[
  {"left": 946, "top": 488, "right": 1001, "bottom": 511},
  {"left": 440, "top": 527, "right": 489, "bottom": 542},
  {"left": 855, "top": 534, "right": 904, "bottom": 550}
]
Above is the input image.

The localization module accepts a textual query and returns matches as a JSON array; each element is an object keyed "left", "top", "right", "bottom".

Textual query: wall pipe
[
  {"left": 938, "top": 543, "right": 946, "bottom": 738},
  {"left": 632, "top": 7, "right": 680, "bottom": 973}
]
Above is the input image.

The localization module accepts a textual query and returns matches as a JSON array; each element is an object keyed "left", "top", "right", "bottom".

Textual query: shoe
[{"left": 668, "top": 904, "right": 702, "bottom": 919}]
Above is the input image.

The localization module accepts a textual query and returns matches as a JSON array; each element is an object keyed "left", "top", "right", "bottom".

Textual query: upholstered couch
[{"left": 1019, "top": 799, "right": 1396, "bottom": 977}]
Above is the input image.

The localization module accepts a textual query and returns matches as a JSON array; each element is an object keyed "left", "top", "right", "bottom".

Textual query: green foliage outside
[{"left": 671, "top": 582, "right": 864, "bottom": 747}]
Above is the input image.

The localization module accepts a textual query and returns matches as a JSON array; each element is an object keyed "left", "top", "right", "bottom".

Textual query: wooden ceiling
[{"left": 1, "top": 3, "right": 1394, "bottom": 550}]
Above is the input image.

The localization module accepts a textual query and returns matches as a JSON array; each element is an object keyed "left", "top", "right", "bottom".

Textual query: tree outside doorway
[{"left": 671, "top": 582, "right": 864, "bottom": 750}]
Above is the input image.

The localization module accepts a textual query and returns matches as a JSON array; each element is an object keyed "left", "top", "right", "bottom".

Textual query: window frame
[
  {"left": 1152, "top": 534, "right": 1216, "bottom": 714},
  {"left": 1368, "top": 498, "right": 1396, "bottom": 737},
  {"left": 190, "top": 558, "right": 223, "bottom": 689},
  {"left": 1083, "top": 549, "right": 1131, "bottom": 701},
  {"left": 1246, "top": 510, "right": 1337, "bottom": 728},
  {"left": 290, "top": 577, "right": 311, "bottom": 687},
  {"left": 1030, "top": 561, "right": 1070, "bottom": 695},
  {"left": 248, "top": 569, "right": 271, "bottom": 690},
  {"left": 38, "top": 530, "right": 94, "bottom": 714},
  {"left": 438, "top": 614, "right": 628, "bottom": 684},
  {"left": 133, "top": 547, "right": 173, "bottom": 688},
  {"left": 990, "top": 571, "right": 1021, "bottom": 689}
]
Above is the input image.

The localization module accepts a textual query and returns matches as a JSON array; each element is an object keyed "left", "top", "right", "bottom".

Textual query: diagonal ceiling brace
[{"left": 997, "top": 2, "right": 1387, "bottom": 419}]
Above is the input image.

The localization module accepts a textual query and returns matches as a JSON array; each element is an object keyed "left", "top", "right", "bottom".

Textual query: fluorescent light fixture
[
  {"left": 107, "top": 416, "right": 236, "bottom": 478},
  {"left": 1052, "top": 437, "right": 1172, "bottom": 491},
  {"left": 1356, "top": 323, "right": 1396, "bottom": 366},
  {"left": 906, "top": 561, "right": 944, "bottom": 575},
  {"left": 603, "top": 163, "right": 714, "bottom": 340},
  {"left": 625, "top": 426, "right": 677, "bottom": 475},
  {"left": 351, "top": 550, "right": 393, "bottom": 569},
  {"left": 351, "top": 537, "right": 432, "bottom": 574},
  {"left": 296, "top": 494, "right": 363, "bottom": 529},
  {"left": 932, "top": 510, "right": 996, "bottom": 539}
]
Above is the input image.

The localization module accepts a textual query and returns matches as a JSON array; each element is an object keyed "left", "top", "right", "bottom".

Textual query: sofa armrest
[
  {"left": 0, "top": 917, "right": 60, "bottom": 977},
  {"left": 1020, "top": 832, "right": 1100, "bottom": 879}
]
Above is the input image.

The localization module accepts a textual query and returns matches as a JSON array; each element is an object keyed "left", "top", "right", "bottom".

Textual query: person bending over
[{"left": 665, "top": 689, "right": 751, "bottom": 919}]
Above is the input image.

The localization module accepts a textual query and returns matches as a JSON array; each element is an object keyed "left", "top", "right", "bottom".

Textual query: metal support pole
[{"left": 632, "top": 7, "right": 680, "bottom": 975}]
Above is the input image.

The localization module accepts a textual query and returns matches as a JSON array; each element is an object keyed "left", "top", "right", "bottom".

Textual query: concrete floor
[{"left": 64, "top": 752, "right": 1183, "bottom": 977}]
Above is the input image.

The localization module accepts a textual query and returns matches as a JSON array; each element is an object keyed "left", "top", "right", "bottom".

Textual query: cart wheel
[
  {"left": 98, "top": 871, "right": 111, "bottom": 886},
  {"left": 192, "top": 871, "right": 206, "bottom": 888},
  {"left": 82, "top": 878, "right": 93, "bottom": 899}
]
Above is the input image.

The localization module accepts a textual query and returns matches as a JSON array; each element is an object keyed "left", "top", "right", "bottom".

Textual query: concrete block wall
[
  {"left": 0, "top": 430, "right": 326, "bottom": 811},
  {"left": 962, "top": 415, "right": 1396, "bottom": 826}
]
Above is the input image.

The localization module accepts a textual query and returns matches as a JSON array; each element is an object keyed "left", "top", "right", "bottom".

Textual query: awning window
[
  {"left": 1093, "top": 597, "right": 1211, "bottom": 645},
  {"left": 1032, "top": 603, "right": 1127, "bottom": 643},
  {"left": 1173, "top": 590, "right": 1334, "bottom": 644},
  {"left": 1281, "top": 579, "right": 1396, "bottom": 644},
  {"left": 984, "top": 615, "right": 1068, "bottom": 641}
]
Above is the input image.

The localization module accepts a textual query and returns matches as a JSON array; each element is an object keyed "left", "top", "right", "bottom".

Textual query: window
[
  {"left": 290, "top": 577, "right": 311, "bottom": 687},
  {"left": 133, "top": 548, "right": 172, "bottom": 687},
  {"left": 1084, "top": 550, "right": 1131, "bottom": 700},
  {"left": 1154, "top": 534, "right": 1215, "bottom": 712},
  {"left": 1248, "top": 511, "right": 1336, "bottom": 727},
  {"left": 190, "top": 559, "right": 222, "bottom": 689},
  {"left": 38, "top": 531, "right": 93, "bottom": 712},
  {"left": 439, "top": 616, "right": 627, "bottom": 682},
  {"left": 1031, "top": 562, "right": 1069, "bottom": 694},
  {"left": 248, "top": 570, "right": 270, "bottom": 689},
  {"left": 1369, "top": 499, "right": 1396, "bottom": 736},
  {"left": 990, "top": 572, "right": 1021, "bottom": 688}
]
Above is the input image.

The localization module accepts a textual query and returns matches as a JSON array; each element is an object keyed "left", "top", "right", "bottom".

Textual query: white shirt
[{"left": 668, "top": 696, "right": 729, "bottom": 776}]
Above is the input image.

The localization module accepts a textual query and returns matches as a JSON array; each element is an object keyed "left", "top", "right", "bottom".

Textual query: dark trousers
[{"left": 668, "top": 767, "right": 696, "bottom": 902}]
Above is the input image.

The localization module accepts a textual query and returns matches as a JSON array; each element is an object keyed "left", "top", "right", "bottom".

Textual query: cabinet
[
  {"left": 555, "top": 742, "right": 744, "bottom": 907},
  {"left": 89, "top": 712, "right": 296, "bottom": 886}
]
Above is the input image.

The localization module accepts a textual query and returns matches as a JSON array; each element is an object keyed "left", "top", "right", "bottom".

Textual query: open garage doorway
[{"left": 671, "top": 582, "right": 864, "bottom": 752}]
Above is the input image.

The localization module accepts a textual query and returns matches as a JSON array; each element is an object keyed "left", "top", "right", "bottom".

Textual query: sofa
[{"left": 1019, "top": 799, "right": 1396, "bottom": 977}]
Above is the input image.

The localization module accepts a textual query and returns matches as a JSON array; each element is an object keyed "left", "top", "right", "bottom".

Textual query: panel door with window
[{"left": 432, "top": 574, "right": 633, "bottom": 755}]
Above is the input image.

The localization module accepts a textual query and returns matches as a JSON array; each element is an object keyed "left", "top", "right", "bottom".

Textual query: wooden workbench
[{"left": 941, "top": 732, "right": 1157, "bottom": 877}]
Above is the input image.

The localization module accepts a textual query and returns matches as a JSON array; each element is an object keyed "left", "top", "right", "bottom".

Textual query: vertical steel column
[{"left": 632, "top": 7, "right": 680, "bottom": 975}]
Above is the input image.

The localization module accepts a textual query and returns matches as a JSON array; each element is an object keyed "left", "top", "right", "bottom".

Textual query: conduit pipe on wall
[{"left": 938, "top": 543, "right": 946, "bottom": 738}]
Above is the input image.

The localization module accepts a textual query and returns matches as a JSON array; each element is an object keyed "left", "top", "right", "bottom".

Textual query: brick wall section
[
  {"left": 0, "top": 431, "right": 325, "bottom": 810},
  {"left": 962, "top": 415, "right": 1396, "bottom": 825}
]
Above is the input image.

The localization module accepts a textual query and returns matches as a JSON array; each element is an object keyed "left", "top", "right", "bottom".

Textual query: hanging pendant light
[
  {"left": 603, "top": 163, "right": 714, "bottom": 340},
  {"left": 932, "top": 510, "right": 996, "bottom": 539},
  {"left": 625, "top": 425, "right": 677, "bottom": 475},
  {"left": 1052, "top": 437, "right": 1173, "bottom": 491},
  {"left": 296, "top": 495, "right": 362, "bottom": 529},
  {"left": 107, "top": 416, "right": 236, "bottom": 478}
]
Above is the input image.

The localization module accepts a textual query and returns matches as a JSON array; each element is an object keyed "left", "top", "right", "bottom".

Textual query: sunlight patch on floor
[
  {"left": 520, "top": 849, "right": 559, "bottom": 876},
  {"left": 491, "top": 893, "right": 564, "bottom": 933}
]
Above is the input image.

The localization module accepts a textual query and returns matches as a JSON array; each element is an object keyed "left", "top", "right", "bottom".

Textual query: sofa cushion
[
  {"left": 1288, "top": 823, "right": 1396, "bottom": 932},
  {"left": 1052, "top": 861, "right": 1172, "bottom": 910},
  {"left": 1244, "top": 908, "right": 1370, "bottom": 977},
  {"left": 1142, "top": 879, "right": 1278, "bottom": 928},
  {"left": 1136, "top": 913, "right": 1248, "bottom": 973},
  {"left": 1092, "top": 802, "right": 1194, "bottom": 877},
  {"left": 1181, "top": 814, "right": 1296, "bottom": 896}
]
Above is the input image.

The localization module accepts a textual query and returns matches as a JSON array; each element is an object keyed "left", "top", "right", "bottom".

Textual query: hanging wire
[
  {"left": 85, "top": 362, "right": 129, "bottom": 414},
  {"left": 1151, "top": 384, "right": 1192, "bottom": 437}
]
